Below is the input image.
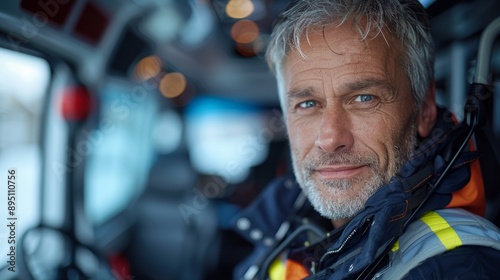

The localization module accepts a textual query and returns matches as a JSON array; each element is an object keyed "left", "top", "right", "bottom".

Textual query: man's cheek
[{"left": 289, "top": 128, "right": 308, "bottom": 151}]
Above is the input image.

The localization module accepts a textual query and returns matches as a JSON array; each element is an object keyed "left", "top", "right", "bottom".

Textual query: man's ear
[{"left": 417, "top": 83, "right": 437, "bottom": 138}]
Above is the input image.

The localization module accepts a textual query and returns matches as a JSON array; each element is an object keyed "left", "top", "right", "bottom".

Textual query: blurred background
[{"left": 0, "top": 0, "right": 499, "bottom": 279}]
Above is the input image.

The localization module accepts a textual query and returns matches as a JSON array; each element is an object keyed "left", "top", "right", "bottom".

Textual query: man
[{"left": 232, "top": 0, "right": 500, "bottom": 279}]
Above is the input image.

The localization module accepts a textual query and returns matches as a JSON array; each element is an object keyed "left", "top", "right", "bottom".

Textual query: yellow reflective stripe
[
  {"left": 269, "top": 255, "right": 286, "bottom": 280},
  {"left": 391, "top": 240, "right": 400, "bottom": 252},
  {"left": 420, "top": 211, "right": 462, "bottom": 250}
]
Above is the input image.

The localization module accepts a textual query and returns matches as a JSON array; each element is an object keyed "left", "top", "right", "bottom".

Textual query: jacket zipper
[{"left": 319, "top": 228, "right": 358, "bottom": 265}]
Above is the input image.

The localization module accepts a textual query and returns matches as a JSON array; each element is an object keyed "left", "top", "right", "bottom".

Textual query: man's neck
[{"left": 332, "top": 218, "right": 351, "bottom": 229}]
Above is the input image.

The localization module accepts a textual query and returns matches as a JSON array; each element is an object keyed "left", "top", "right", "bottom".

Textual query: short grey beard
[
  {"left": 293, "top": 124, "right": 418, "bottom": 221},
  {"left": 302, "top": 168, "right": 384, "bottom": 221}
]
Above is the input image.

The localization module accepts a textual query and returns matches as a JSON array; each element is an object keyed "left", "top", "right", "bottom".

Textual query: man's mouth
[{"left": 314, "top": 165, "right": 368, "bottom": 179}]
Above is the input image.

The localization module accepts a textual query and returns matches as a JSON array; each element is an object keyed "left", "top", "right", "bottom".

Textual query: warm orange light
[
  {"left": 226, "top": 0, "right": 254, "bottom": 19},
  {"left": 134, "top": 55, "right": 162, "bottom": 81},
  {"left": 159, "top": 72, "right": 187, "bottom": 98},
  {"left": 231, "top": 20, "right": 259, "bottom": 44}
]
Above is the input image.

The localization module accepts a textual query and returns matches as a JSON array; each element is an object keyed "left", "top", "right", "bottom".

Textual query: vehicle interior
[{"left": 0, "top": 0, "right": 499, "bottom": 279}]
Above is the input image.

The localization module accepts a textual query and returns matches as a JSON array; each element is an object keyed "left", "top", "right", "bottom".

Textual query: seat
[{"left": 125, "top": 154, "right": 218, "bottom": 280}]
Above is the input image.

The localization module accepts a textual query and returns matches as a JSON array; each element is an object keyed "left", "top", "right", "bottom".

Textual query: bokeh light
[
  {"left": 226, "top": 0, "right": 254, "bottom": 19},
  {"left": 134, "top": 55, "right": 162, "bottom": 81},
  {"left": 231, "top": 20, "right": 259, "bottom": 44},
  {"left": 159, "top": 72, "right": 187, "bottom": 98}
]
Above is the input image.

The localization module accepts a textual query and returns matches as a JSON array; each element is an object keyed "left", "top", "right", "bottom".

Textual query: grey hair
[{"left": 266, "top": 0, "right": 434, "bottom": 108}]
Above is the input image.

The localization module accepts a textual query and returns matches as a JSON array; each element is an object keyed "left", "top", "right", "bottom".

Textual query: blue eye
[
  {"left": 355, "top": 95, "right": 373, "bottom": 102},
  {"left": 298, "top": 100, "right": 317, "bottom": 108}
]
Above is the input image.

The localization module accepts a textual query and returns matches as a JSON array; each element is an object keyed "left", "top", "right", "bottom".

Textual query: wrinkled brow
[
  {"left": 339, "top": 78, "right": 395, "bottom": 94},
  {"left": 285, "top": 87, "right": 316, "bottom": 100},
  {"left": 286, "top": 78, "right": 395, "bottom": 100}
]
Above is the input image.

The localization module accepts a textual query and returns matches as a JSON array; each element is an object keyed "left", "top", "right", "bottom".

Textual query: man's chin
[{"left": 302, "top": 175, "right": 385, "bottom": 220}]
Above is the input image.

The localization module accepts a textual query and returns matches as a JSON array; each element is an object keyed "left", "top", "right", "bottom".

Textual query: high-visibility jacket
[{"left": 377, "top": 208, "right": 500, "bottom": 279}]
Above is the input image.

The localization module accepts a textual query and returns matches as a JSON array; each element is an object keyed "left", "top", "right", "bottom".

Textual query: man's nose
[{"left": 314, "top": 107, "right": 354, "bottom": 153}]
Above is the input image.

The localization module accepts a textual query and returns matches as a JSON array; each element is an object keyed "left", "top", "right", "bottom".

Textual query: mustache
[{"left": 304, "top": 150, "right": 379, "bottom": 170}]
